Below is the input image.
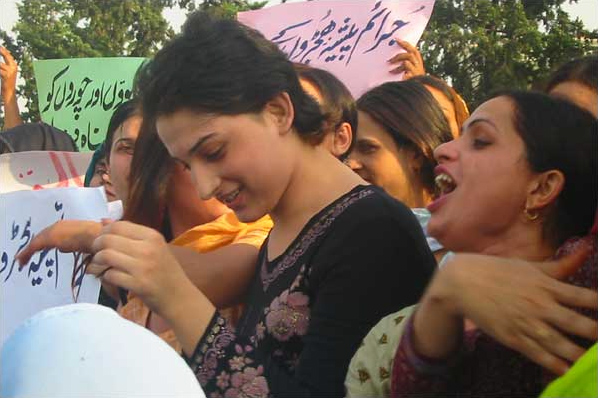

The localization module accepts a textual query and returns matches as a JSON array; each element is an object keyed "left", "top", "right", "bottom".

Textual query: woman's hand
[
  {"left": 87, "top": 220, "right": 193, "bottom": 316},
  {"left": 87, "top": 220, "right": 216, "bottom": 354},
  {"left": 1, "top": 46, "right": 23, "bottom": 129},
  {"left": 414, "top": 246, "right": 598, "bottom": 375},
  {"left": 86, "top": 221, "right": 211, "bottom": 318},
  {"left": 17, "top": 220, "right": 102, "bottom": 266},
  {"left": 16, "top": 220, "right": 122, "bottom": 301},
  {"left": 0, "top": 46, "right": 18, "bottom": 100},
  {"left": 387, "top": 38, "right": 425, "bottom": 78}
]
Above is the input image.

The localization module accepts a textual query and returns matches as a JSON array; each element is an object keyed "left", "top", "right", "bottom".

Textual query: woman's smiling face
[
  {"left": 156, "top": 103, "right": 296, "bottom": 223},
  {"left": 427, "top": 96, "right": 537, "bottom": 253}
]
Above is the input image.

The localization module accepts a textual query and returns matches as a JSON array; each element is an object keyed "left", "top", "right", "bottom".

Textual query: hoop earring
[{"left": 524, "top": 208, "right": 539, "bottom": 221}]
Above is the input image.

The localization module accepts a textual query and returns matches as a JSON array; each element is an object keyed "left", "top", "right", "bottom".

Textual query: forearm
[
  {"left": 161, "top": 280, "right": 216, "bottom": 357},
  {"left": 169, "top": 244, "right": 257, "bottom": 308},
  {"left": 412, "top": 295, "right": 464, "bottom": 359},
  {"left": 2, "top": 92, "right": 23, "bottom": 129},
  {"left": 391, "top": 315, "right": 457, "bottom": 397},
  {"left": 78, "top": 221, "right": 103, "bottom": 252}
]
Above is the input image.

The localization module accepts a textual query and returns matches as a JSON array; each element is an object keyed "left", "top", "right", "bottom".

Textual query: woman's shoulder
[
  {"left": 279, "top": 184, "right": 434, "bottom": 273},
  {"left": 325, "top": 185, "right": 425, "bottom": 237},
  {"left": 329, "top": 185, "right": 416, "bottom": 223},
  {"left": 308, "top": 185, "right": 435, "bottom": 271}
]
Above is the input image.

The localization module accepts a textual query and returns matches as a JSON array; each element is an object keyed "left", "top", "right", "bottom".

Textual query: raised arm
[
  {"left": 0, "top": 47, "right": 23, "bottom": 130},
  {"left": 411, "top": 249, "right": 597, "bottom": 374}
]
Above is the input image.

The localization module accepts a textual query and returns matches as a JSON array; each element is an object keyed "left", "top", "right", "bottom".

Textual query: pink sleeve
[{"left": 390, "top": 314, "right": 463, "bottom": 397}]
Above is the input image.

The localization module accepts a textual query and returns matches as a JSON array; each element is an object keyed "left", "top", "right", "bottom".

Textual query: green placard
[{"left": 33, "top": 57, "right": 146, "bottom": 152}]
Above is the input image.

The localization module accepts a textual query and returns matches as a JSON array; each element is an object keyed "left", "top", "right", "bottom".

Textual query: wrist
[
  {"left": 161, "top": 278, "right": 217, "bottom": 356},
  {"left": 83, "top": 222, "right": 103, "bottom": 252},
  {"left": 410, "top": 270, "right": 465, "bottom": 360},
  {"left": 412, "top": 295, "right": 464, "bottom": 360},
  {"left": 423, "top": 270, "right": 462, "bottom": 317},
  {"left": 418, "top": 291, "right": 463, "bottom": 324},
  {"left": 162, "top": 277, "right": 215, "bottom": 327},
  {"left": 1, "top": 89, "right": 16, "bottom": 102},
  {"left": 426, "top": 256, "right": 471, "bottom": 317}
]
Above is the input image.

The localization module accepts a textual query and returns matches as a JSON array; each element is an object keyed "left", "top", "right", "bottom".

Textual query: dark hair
[
  {"left": 104, "top": 99, "right": 140, "bottom": 162},
  {"left": 135, "top": 12, "right": 324, "bottom": 145},
  {"left": 410, "top": 75, "right": 470, "bottom": 131},
  {"left": 83, "top": 142, "right": 107, "bottom": 187},
  {"left": 0, "top": 122, "right": 78, "bottom": 154},
  {"left": 123, "top": 118, "right": 173, "bottom": 240},
  {"left": 357, "top": 80, "right": 453, "bottom": 196},
  {"left": 545, "top": 55, "right": 598, "bottom": 93},
  {"left": 294, "top": 63, "right": 358, "bottom": 157},
  {"left": 498, "top": 90, "right": 598, "bottom": 247}
]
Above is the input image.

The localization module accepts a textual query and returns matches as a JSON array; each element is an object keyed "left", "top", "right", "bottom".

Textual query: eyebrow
[
  {"left": 187, "top": 132, "right": 218, "bottom": 158},
  {"left": 462, "top": 118, "right": 500, "bottom": 134},
  {"left": 356, "top": 138, "right": 380, "bottom": 147},
  {"left": 113, "top": 137, "right": 135, "bottom": 144},
  {"left": 357, "top": 137, "right": 379, "bottom": 143}
]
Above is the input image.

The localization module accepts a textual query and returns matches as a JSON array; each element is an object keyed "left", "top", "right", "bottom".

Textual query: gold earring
[{"left": 524, "top": 208, "right": 539, "bottom": 221}]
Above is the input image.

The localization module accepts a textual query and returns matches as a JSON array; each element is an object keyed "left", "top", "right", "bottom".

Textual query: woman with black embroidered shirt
[{"left": 25, "top": 13, "right": 435, "bottom": 397}]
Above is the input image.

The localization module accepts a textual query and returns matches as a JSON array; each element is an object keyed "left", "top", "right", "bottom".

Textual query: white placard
[
  {"left": 0, "top": 151, "right": 92, "bottom": 194},
  {"left": 1, "top": 187, "right": 107, "bottom": 347}
]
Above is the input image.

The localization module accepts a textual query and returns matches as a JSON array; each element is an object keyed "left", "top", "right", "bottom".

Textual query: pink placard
[{"left": 238, "top": 0, "right": 435, "bottom": 97}]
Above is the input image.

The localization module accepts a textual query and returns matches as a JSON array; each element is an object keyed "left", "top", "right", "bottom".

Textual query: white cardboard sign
[{"left": 1, "top": 187, "right": 106, "bottom": 346}]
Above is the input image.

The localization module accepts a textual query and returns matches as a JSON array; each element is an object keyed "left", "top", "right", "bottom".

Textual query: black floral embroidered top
[{"left": 185, "top": 185, "right": 436, "bottom": 397}]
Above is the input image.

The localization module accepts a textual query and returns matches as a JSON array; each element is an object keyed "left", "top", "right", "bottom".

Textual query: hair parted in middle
[
  {"left": 104, "top": 99, "right": 140, "bottom": 162},
  {"left": 122, "top": 117, "right": 174, "bottom": 241},
  {"left": 134, "top": 11, "right": 325, "bottom": 145},
  {"left": 357, "top": 80, "right": 454, "bottom": 197}
]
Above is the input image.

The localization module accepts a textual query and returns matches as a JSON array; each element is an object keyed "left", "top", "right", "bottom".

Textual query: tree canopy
[
  {"left": 0, "top": 0, "right": 264, "bottom": 128},
  {"left": 1, "top": 0, "right": 596, "bottom": 128},
  {"left": 420, "top": 0, "right": 597, "bottom": 106}
]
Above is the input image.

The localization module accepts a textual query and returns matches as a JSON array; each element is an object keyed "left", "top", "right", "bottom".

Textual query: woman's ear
[
  {"left": 525, "top": 170, "right": 565, "bottom": 211},
  {"left": 264, "top": 92, "right": 294, "bottom": 135},
  {"left": 330, "top": 122, "right": 353, "bottom": 158}
]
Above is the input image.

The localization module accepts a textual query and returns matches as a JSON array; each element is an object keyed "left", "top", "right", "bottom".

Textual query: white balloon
[{"left": 1, "top": 303, "right": 206, "bottom": 398}]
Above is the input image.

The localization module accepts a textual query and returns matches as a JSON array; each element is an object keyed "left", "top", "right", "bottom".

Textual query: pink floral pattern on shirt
[
  {"left": 210, "top": 365, "right": 268, "bottom": 398},
  {"left": 184, "top": 187, "right": 384, "bottom": 398},
  {"left": 187, "top": 255, "right": 314, "bottom": 397},
  {"left": 265, "top": 290, "right": 310, "bottom": 341}
]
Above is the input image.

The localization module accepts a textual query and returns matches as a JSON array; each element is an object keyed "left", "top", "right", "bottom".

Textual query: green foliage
[
  {"left": 4, "top": 0, "right": 267, "bottom": 124},
  {"left": 179, "top": 0, "right": 267, "bottom": 19},
  {"left": 6, "top": 0, "right": 594, "bottom": 120},
  {"left": 420, "top": 0, "right": 597, "bottom": 107},
  {"left": 9, "top": 0, "right": 175, "bottom": 123}
]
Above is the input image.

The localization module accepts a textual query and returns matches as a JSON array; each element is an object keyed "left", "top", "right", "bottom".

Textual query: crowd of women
[{"left": 1, "top": 10, "right": 597, "bottom": 398}]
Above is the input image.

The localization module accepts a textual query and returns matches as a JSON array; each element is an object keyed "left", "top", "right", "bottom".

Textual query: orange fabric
[
  {"left": 118, "top": 212, "right": 273, "bottom": 353},
  {"left": 171, "top": 212, "right": 272, "bottom": 250}
]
